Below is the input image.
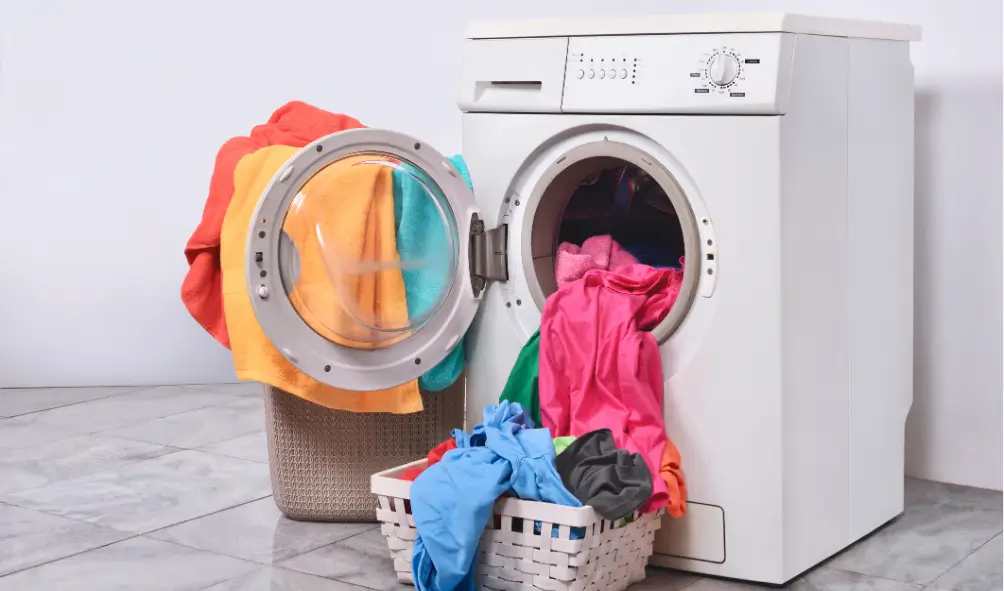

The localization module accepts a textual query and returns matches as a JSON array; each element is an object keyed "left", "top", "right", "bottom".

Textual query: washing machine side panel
[
  {"left": 846, "top": 38, "right": 915, "bottom": 540},
  {"left": 778, "top": 33, "right": 852, "bottom": 578}
]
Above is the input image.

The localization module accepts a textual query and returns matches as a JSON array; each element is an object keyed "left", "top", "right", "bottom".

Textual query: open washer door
[{"left": 247, "top": 129, "right": 506, "bottom": 392}]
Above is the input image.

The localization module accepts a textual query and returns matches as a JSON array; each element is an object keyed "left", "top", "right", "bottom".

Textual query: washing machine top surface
[{"left": 465, "top": 13, "right": 921, "bottom": 42}]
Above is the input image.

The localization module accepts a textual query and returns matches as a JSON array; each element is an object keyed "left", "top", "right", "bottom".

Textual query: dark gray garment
[{"left": 554, "top": 428, "right": 653, "bottom": 520}]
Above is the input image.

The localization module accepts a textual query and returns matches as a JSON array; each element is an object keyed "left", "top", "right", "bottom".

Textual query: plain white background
[{"left": 0, "top": 1, "right": 1000, "bottom": 490}]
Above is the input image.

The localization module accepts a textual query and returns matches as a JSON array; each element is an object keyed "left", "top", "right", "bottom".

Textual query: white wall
[{"left": 1, "top": 1, "right": 999, "bottom": 488}]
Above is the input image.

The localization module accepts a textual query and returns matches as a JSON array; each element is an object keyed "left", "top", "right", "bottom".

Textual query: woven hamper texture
[
  {"left": 373, "top": 462, "right": 663, "bottom": 591},
  {"left": 264, "top": 380, "right": 464, "bottom": 522}
]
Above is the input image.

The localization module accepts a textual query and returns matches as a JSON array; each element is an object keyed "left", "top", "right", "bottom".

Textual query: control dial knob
[{"left": 708, "top": 52, "right": 740, "bottom": 86}]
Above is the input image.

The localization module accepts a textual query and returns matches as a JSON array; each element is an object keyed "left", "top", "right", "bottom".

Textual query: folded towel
[
  {"left": 392, "top": 156, "right": 472, "bottom": 391},
  {"left": 182, "top": 101, "right": 364, "bottom": 348},
  {"left": 220, "top": 146, "right": 423, "bottom": 414},
  {"left": 554, "top": 234, "right": 639, "bottom": 286}
]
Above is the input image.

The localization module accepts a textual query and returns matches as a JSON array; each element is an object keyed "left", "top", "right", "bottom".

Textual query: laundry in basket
[
  {"left": 371, "top": 401, "right": 664, "bottom": 591},
  {"left": 373, "top": 459, "right": 663, "bottom": 591}
]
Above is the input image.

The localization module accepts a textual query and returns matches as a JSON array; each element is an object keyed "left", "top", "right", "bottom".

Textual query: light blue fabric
[
  {"left": 392, "top": 155, "right": 472, "bottom": 391},
  {"left": 411, "top": 402, "right": 581, "bottom": 591}
]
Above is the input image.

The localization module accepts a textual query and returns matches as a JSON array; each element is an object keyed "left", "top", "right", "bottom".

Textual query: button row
[{"left": 575, "top": 69, "right": 629, "bottom": 80}]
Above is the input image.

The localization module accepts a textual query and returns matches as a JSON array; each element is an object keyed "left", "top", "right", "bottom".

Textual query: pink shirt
[{"left": 539, "top": 264, "right": 684, "bottom": 513}]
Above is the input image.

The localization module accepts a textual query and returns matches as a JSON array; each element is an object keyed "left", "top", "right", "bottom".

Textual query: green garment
[
  {"left": 553, "top": 436, "right": 576, "bottom": 456},
  {"left": 498, "top": 330, "right": 542, "bottom": 426}
]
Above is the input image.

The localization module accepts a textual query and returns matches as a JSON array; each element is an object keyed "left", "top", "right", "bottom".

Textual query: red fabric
[
  {"left": 538, "top": 264, "right": 687, "bottom": 516},
  {"left": 400, "top": 465, "right": 424, "bottom": 481},
  {"left": 181, "top": 101, "right": 365, "bottom": 347},
  {"left": 400, "top": 438, "right": 458, "bottom": 481}
]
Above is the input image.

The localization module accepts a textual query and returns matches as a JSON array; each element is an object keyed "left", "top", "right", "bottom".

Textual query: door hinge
[{"left": 469, "top": 213, "right": 508, "bottom": 298}]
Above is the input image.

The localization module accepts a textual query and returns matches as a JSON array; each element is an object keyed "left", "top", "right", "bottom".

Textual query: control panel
[{"left": 562, "top": 33, "right": 794, "bottom": 114}]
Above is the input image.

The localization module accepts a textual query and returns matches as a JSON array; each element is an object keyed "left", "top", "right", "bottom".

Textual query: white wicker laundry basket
[{"left": 371, "top": 459, "right": 663, "bottom": 591}]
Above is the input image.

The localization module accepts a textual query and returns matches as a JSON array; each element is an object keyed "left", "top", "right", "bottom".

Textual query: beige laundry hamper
[
  {"left": 248, "top": 129, "right": 477, "bottom": 521},
  {"left": 263, "top": 379, "right": 465, "bottom": 522}
]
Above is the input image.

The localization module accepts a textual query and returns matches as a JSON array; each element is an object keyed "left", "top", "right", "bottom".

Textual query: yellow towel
[{"left": 221, "top": 146, "right": 423, "bottom": 413}]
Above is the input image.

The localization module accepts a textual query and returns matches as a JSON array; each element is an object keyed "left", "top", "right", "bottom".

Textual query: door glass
[{"left": 278, "top": 152, "right": 458, "bottom": 349}]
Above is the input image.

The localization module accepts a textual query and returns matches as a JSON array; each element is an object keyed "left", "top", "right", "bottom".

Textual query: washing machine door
[{"left": 247, "top": 128, "right": 504, "bottom": 391}]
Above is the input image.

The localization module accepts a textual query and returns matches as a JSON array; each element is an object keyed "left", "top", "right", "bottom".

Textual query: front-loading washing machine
[{"left": 245, "top": 13, "right": 920, "bottom": 585}]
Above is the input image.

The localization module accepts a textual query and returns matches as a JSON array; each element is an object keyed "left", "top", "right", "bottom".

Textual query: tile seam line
[
  {"left": 109, "top": 424, "right": 263, "bottom": 450},
  {"left": 208, "top": 565, "right": 380, "bottom": 591},
  {"left": 0, "top": 492, "right": 275, "bottom": 579},
  {"left": 927, "top": 531, "right": 1003, "bottom": 588},
  {"left": 0, "top": 446, "right": 186, "bottom": 501},
  {"left": 824, "top": 565, "right": 929, "bottom": 588},
  {"left": 272, "top": 525, "right": 393, "bottom": 589},
  {"left": 142, "top": 535, "right": 264, "bottom": 569},
  {"left": 28, "top": 393, "right": 247, "bottom": 433},
  {"left": 271, "top": 521, "right": 384, "bottom": 565},
  {"left": 194, "top": 445, "right": 269, "bottom": 464},
  {"left": 141, "top": 494, "right": 275, "bottom": 539},
  {"left": 0, "top": 530, "right": 143, "bottom": 580},
  {"left": 2, "top": 384, "right": 159, "bottom": 419},
  {"left": 144, "top": 497, "right": 373, "bottom": 564}
]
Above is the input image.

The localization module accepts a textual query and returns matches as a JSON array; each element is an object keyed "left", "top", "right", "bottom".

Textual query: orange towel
[
  {"left": 182, "top": 101, "right": 364, "bottom": 348},
  {"left": 283, "top": 157, "right": 411, "bottom": 348},
  {"left": 660, "top": 441, "right": 687, "bottom": 518},
  {"left": 220, "top": 146, "right": 423, "bottom": 414}
]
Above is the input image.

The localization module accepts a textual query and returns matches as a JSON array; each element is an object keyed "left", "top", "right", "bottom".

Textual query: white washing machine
[{"left": 246, "top": 13, "right": 920, "bottom": 585}]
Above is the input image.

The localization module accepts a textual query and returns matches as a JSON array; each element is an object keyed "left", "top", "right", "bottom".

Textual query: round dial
[{"left": 708, "top": 52, "right": 740, "bottom": 86}]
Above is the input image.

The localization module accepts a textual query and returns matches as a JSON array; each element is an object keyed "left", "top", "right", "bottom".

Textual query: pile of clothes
[{"left": 406, "top": 231, "right": 687, "bottom": 591}]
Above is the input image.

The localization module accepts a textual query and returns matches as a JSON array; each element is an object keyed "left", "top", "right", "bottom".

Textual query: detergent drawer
[{"left": 458, "top": 38, "right": 568, "bottom": 113}]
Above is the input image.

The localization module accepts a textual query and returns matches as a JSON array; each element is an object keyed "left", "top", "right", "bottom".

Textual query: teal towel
[{"left": 392, "top": 155, "right": 471, "bottom": 391}]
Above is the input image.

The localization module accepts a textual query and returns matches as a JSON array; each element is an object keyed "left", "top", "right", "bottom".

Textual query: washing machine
[{"left": 245, "top": 13, "right": 920, "bottom": 585}]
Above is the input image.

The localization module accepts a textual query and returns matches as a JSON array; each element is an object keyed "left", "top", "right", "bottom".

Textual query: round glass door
[
  {"left": 249, "top": 129, "right": 482, "bottom": 391},
  {"left": 278, "top": 153, "right": 458, "bottom": 349}
]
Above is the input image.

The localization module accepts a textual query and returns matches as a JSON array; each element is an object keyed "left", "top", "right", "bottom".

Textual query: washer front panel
[{"left": 247, "top": 129, "right": 481, "bottom": 391}]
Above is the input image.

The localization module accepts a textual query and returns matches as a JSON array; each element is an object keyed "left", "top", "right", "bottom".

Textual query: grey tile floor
[{"left": 0, "top": 385, "right": 1000, "bottom": 590}]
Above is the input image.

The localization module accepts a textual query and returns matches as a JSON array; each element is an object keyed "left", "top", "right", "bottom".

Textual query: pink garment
[
  {"left": 554, "top": 235, "right": 639, "bottom": 286},
  {"left": 539, "top": 264, "right": 685, "bottom": 514}
]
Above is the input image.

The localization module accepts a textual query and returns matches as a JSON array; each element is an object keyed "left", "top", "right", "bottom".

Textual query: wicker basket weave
[
  {"left": 372, "top": 459, "right": 663, "bottom": 591},
  {"left": 263, "top": 380, "right": 465, "bottom": 522}
]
